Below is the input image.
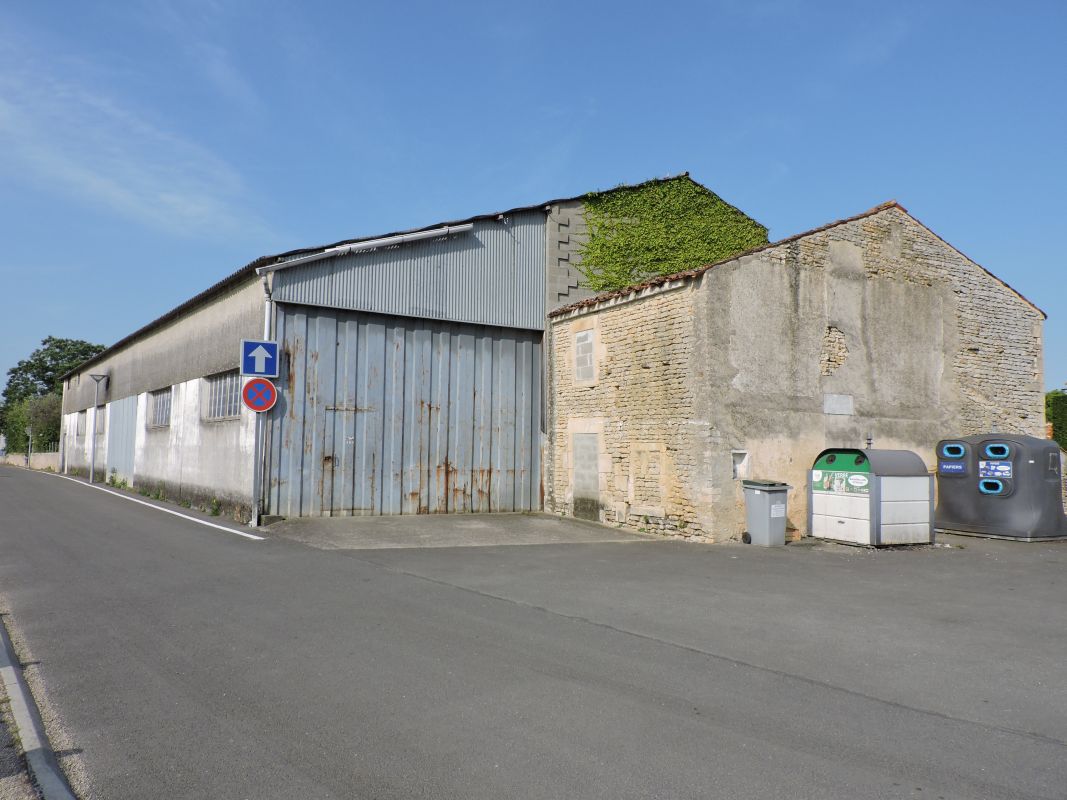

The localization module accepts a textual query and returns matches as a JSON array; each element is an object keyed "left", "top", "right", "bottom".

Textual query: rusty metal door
[{"left": 265, "top": 305, "right": 542, "bottom": 517}]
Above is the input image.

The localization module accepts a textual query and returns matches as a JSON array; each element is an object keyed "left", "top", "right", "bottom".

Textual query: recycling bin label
[
  {"left": 978, "top": 460, "right": 1013, "bottom": 478},
  {"left": 811, "top": 470, "right": 870, "bottom": 495}
]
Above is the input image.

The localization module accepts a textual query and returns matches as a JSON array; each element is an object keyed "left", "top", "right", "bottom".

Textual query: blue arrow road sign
[{"left": 240, "top": 339, "right": 279, "bottom": 378}]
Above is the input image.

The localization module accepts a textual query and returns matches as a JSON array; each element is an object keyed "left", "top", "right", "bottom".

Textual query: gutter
[{"left": 255, "top": 223, "right": 475, "bottom": 276}]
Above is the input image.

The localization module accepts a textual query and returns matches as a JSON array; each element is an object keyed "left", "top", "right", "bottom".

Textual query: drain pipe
[
  {"left": 261, "top": 274, "right": 273, "bottom": 339},
  {"left": 250, "top": 274, "right": 274, "bottom": 527}
]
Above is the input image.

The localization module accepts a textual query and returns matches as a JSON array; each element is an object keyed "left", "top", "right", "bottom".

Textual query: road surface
[{"left": 0, "top": 465, "right": 1064, "bottom": 799}]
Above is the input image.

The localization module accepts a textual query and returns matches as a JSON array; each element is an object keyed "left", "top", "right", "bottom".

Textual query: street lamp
[{"left": 89, "top": 374, "right": 108, "bottom": 483}]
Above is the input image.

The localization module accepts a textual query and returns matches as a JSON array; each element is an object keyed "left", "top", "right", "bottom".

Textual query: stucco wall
[
  {"left": 63, "top": 405, "right": 107, "bottom": 475},
  {"left": 0, "top": 452, "right": 60, "bottom": 471},
  {"left": 549, "top": 206, "right": 1045, "bottom": 542},
  {"left": 62, "top": 377, "right": 256, "bottom": 517}
]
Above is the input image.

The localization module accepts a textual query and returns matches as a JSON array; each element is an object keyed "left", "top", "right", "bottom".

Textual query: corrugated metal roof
[
  {"left": 271, "top": 212, "right": 546, "bottom": 330},
  {"left": 61, "top": 173, "right": 756, "bottom": 378}
]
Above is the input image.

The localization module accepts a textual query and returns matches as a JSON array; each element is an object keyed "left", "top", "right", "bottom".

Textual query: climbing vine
[{"left": 576, "top": 176, "right": 769, "bottom": 292}]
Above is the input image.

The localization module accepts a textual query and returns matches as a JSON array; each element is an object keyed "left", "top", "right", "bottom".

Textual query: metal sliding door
[{"left": 266, "top": 305, "right": 542, "bottom": 517}]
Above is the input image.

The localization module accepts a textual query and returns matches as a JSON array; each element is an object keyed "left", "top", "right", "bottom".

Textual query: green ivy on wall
[
  {"left": 1047, "top": 390, "right": 1067, "bottom": 450},
  {"left": 576, "top": 176, "right": 769, "bottom": 292}
]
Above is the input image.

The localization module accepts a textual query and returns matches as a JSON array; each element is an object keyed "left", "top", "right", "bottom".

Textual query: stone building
[{"left": 547, "top": 202, "right": 1045, "bottom": 541}]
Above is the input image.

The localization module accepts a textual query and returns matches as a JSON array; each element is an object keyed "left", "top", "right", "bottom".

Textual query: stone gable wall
[{"left": 549, "top": 206, "right": 1045, "bottom": 541}]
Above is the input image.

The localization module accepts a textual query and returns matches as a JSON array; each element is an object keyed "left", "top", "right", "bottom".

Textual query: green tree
[
  {"left": 0, "top": 336, "right": 105, "bottom": 452},
  {"left": 1048, "top": 388, "right": 1067, "bottom": 450}
]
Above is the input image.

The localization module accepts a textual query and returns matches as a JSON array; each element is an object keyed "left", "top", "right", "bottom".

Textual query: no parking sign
[{"left": 242, "top": 377, "right": 278, "bottom": 413}]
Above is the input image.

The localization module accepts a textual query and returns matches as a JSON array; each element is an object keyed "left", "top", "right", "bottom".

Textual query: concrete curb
[{"left": 0, "top": 616, "right": 78, "bottom": 800}]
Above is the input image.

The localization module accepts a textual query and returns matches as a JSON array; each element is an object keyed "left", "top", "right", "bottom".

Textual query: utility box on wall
[
  {"left": 935, "top": 435, "right": 1067, "bottom": 540},
  {"left": 809, "top": 449, "right": 933, "bottom": 546}
]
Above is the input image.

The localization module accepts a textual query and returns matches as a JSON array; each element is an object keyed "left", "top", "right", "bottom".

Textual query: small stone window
[
  {"left": 575, "top": 329, "right": 596, "bottom": 383},
  {"left": 95, "top": 405, "right": 106, "bottom": 437},
  {"left": 76, "top": 410, "right": 86, "bottom": 437},
  {"left": 148, "top": 388, "right": 172, "bottom": 428}
]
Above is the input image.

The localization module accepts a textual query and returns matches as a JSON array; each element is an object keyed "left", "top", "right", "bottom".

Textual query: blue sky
[{"left": 1, "top": 1, "right": 1064, "bottom": 392}]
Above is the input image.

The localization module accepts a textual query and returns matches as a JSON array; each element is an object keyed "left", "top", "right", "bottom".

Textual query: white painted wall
[{"left": 63, "top": 377, "right": 256, "bottom": 514}]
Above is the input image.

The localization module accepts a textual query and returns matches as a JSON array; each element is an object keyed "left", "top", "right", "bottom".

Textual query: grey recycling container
[
  {"left": 741, "top": 480, "right": 792, "bottom": 546},
  {"left": 809, "top": 448, "right": 933, "bottom": 546},
  {"left": 935, "top": 434, "right": 1067, "bottom": 540}
]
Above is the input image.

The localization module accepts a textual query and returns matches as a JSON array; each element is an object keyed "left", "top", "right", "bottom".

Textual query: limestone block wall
[
  {"left": 549, "top": 282, "right": 708, "bottom": 539},
  {"left": 887, "top": 211, "right": 1045, "bottom": 436},
  {"left": 752, "top": 207, "right": 1045, "bottom": 437}
]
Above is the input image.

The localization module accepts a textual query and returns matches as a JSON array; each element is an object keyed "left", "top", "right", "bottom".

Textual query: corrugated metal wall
[
  {"left": 265, "top": 305, "right": 542, "bottom": 517},
  {"left": 105, "top": 395, "right": 137, "bottom": 483},
  {"left": 270, "top": 212, "right": 546, "bottom": 331}
]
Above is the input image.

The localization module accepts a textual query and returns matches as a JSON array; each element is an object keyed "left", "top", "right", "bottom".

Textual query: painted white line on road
[{"left": 39, "top": 472, "right": 265, "bottom": 541}]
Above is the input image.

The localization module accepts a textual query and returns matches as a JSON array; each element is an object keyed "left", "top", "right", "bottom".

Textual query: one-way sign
[{"left": 240, "top": 339, "right": 279, "bottom": 378}]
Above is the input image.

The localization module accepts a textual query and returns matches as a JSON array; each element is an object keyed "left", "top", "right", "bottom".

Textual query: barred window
[
  {"left": 206, "top": 371, "right": 241, "bottom": 420},
  {"left": 149, "top": 388, "right": 172, "bottom": 428},
  {"left": 76, "top": 410, "right": 86, "bottom": 436},
  {"left": 95, "top": 405, "right": 106, "bottom": 436}
]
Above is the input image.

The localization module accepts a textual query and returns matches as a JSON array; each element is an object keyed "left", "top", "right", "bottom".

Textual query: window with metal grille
[
  {"left": 95, "top": 405, "right": 106, "bottom": 436},
  {"left": 205, "top": 371, "right": 241, "bottom": 420},
  {"left": 575, "top": 329, "right": 596, "bottom": 383},
  {"left": 76, "top": 410, "right": 86, "bottom": 436},
  {"left": 149, "top": 388, "right": 172, "bottom": 428}
]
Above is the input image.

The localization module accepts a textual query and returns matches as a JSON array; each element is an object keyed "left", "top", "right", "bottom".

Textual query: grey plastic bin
[{"left": 742, "top": 480, "right": 792, "bottom": 546}]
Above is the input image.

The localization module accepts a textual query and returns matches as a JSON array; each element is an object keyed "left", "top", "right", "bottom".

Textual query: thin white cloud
[
  {"left": 0, "top": 25, "right": 266, "bottom": 239},
  {"left": 133, "top": 0, "right": 262, "bottom": 113}
]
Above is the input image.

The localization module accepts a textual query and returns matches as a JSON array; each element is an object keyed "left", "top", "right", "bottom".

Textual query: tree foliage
[
  {"left": 576, "top": 177, "right": 769, "bottom": 292},
  {"left": 0, "top": 336, "right": 105, "bottom": 452},
  {"left": 1048, "top": 389, "right": 1067, "bottom": 450}
]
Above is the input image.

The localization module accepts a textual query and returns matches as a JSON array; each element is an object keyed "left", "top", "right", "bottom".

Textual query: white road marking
[{"left": 38, "top": 472, "right": 265, "bottom": 541}]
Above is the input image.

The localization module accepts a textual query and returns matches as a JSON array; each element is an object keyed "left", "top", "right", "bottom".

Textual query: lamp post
[{"left": 89, "top": 374, "right": 108, "bottom": 483}]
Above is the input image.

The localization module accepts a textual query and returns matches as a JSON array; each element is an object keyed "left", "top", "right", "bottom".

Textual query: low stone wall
[{"left": 0, "top": 452, "right": 60, "bottom": 471}]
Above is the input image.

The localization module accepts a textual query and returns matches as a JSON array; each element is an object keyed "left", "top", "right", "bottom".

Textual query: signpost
[
  {"left": 240, "top": 340, "right": 279, "bottom": 378},
  {"left": 241, "top": 339, "right": 279, "bottom": 528},
  {"left": 242, "top": 378, "right": 278, "bottom": 413}
]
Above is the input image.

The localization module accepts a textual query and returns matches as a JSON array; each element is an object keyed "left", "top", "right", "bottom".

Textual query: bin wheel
[{"left": 742, "top": 532, "right": 751, "bottom": 544}]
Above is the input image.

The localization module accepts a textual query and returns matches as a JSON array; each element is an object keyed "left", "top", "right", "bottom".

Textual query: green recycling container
[{"left": 809, "top": 448, "right": 933, "bottom": 546}]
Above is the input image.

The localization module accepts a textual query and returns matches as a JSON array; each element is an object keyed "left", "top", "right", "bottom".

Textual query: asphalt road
[{"left": 0, "top": 465, "right": 1065, "bottom": 800}]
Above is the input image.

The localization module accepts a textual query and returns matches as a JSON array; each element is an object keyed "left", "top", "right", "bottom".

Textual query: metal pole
[
  {"left": 25, "top": 427, "right": 31, "bottom": 468},
  {"left": 89, "top": 380, "right": 100, "bottom": 483},
  {"left": 250, "top": 278, "right": 273, "bottom": 527},
  {"left": 88, "top": 373, "right": 108, "bottom": 484}
]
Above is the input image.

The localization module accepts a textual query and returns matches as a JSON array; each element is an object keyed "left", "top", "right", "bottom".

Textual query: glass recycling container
[{"left": 809, "top": 448, "right": 933, "bottom": 546}]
